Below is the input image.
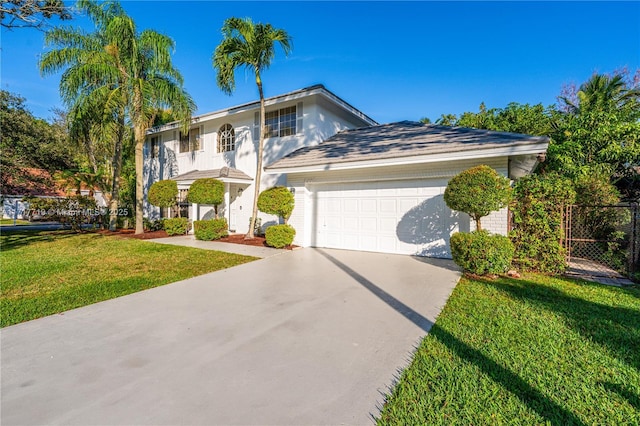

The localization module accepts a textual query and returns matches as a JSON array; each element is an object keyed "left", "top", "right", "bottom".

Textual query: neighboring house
[
  {"left": 1, "top": 168, "right": 107, "bottom": 220},
  {"left": 145, "top": 86, "right": 548, "bottom": 258}
]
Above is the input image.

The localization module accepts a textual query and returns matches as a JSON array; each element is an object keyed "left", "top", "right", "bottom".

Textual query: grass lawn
[
  {"left": 0, "top": 218, "right": 31, "bottom": 226},
  {"left": 1, "top": 230, "right": 257, "bottom": 327},
  {"left": 379, "top": 274, "right": 640, "bottom": 425}
]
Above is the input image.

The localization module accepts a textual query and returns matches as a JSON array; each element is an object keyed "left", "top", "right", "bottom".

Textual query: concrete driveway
[{"left": 1, "top": 248, "right": 459, "bottom": 425}]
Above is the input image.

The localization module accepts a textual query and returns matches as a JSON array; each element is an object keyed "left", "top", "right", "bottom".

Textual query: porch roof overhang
[{"left": 170, "top": 167, "right": 253, "bottom": 185}]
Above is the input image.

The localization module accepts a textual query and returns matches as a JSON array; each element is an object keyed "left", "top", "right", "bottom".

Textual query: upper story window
[
  {"left": 264, "top": 105, "right": 298, "bottom": 138},
  {"left": 150, "top": 136, "right": 160, "bottom": 158},
  {"left": 218, "top": 124, "right": 235, "bottom": 152},
  {"left": 179, "top": 127, "right": 200, "bottom": 153}
]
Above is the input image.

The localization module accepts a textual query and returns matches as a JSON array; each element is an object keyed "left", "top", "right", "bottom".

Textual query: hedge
[
  {"left": 450, "top": 230, "right": 514, "bottom": 275},
  {"left": 265, "top": 224, "right": 296, "bottom": 248},
  {"left": 164, "top": 217, "right": 190, "bottom": 236},
  {"left": 194, "top": 218, "right": 228, "bottom": 241}
]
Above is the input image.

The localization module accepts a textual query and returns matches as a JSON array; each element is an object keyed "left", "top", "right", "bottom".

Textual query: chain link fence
[{"left": 564, "top": 204, "right": 638, "bottom": 278}]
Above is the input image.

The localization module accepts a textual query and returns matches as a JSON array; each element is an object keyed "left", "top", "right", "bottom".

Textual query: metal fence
[{"left": 564, "top": 204, "right": 639, "bottom": 278}]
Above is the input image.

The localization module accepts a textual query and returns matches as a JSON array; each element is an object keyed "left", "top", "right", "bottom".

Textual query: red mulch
[
  {"left": 96, "top": 229, "right": 297, "bottom": 249},
  {"left": 96, "top": 229, "right": 170, "bottom": 240}
]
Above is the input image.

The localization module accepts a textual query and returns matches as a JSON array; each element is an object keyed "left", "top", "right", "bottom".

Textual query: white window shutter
[
  {"left": 253, "top": 112, "right": 260, "bottom": 140},
  {"left": 296, "top": 102, "right": 303, "bottom": 134}
]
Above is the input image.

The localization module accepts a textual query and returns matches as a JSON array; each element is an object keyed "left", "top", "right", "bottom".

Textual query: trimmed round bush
[
  {"left": 148, "top": 180, "right": 178, "bottom": 209},
  {"left": 444, "top": 165, "right": 512, "bottom": 231},
  {"left": 265, "top": 224, "right": 296, "bottom": 248},
  {"left": 164, "top": 217, "right": 190, "bottom": 236},
  {"left": 187, "top": 178, "right": 224, "bottom": 205},
  {"left": 194, "top": 218, "right": 228, "bottom": 241},
  {"left": 450, "top": 230, "right": 514, "bottom": 275},
  {"left": 258, "top": 186, "right": 295, "bottom": 223}
]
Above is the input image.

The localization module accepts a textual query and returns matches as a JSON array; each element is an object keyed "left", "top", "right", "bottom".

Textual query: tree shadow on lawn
[
  {"left": 430, "top": 324, "right": 586, "bottom": 425},
  {"left": 317, "top": 249, "right": 585, "bottom": 425},
  {"left": 601, "top": 382, "right": 640, "bottom": 411},
  {"left": 0, "top": 230, "right": 80, "bottom": 251},
  {"left": 482, "top": 277, "right": 640, "bottom": 373}
]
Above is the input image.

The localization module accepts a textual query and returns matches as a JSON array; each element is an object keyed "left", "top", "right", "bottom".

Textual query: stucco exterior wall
[{"left": 143, "top": 92, "right": 374, "bottom": 233}]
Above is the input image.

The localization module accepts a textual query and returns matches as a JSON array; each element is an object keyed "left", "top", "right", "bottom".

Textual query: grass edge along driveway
[
  {"left": 1, "top": 230, "right": 257, "bottom": 327},
  {"left": 378, "top": 273, "right": 640, "bottom": 425}
]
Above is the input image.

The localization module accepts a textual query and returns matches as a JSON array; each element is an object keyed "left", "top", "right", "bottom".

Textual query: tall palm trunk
[
  {"left": 134, "top": 128, "right": 145, "bottom": 234},
  {"left": 108, "top": 109, "right": 125, "bottom": 231},
  {"left": 247, "top": 74, "right": 264, "bottom": 239}
]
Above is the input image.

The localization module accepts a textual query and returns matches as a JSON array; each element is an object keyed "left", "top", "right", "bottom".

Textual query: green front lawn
[
  {"left": 379, "top": 274, "right": 640, "bottom": 424},
  {"left": 1, "top": 231, "right": 257, "bottom": 327},
  {"left": 0, "top": 218, "right": 31, "bottom": 226}
]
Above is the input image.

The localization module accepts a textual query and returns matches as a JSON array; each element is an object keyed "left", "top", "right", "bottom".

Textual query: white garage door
[{"left": 313, "top": 179, "right": 466, "bottom": 257}]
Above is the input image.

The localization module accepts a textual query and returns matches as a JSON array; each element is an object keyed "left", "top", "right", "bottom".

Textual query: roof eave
[
  {"left": 265, "top": 142, "right": 550, "bottom": 174},
  {"left": 147, "top": 85, "right": 376, "bottom": 135}
]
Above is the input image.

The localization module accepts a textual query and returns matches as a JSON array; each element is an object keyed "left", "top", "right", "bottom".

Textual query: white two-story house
[
  {"left": 145, "top": 85, "right": 548, "bottom": 258},
  {"left": 144, "top": 85, "right": 377, "bottom": 233}
]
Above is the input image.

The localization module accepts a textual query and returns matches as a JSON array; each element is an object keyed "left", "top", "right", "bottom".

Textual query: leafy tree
[
  {"left": 510, "top": 173, "right": 576, "bottom": 273},
  {"left": 257, "top": 186, "right": 294, "bottom": 224},
  {"left": 546, "top": 71, "right": 640, "bottom": 199},
  {"left": 148, "top": 179, "right": 178, "bottom": 214},
  {"left": 1, "top": 0, "right": 71, "bottom": 30},
  {"left": 0, "top": 90, "right": 76, "bottom": 194},
  {"left": 213, "top": 17, "right": 292, "bottom": 238},
  {"left": 186, "top": 178, "right": 225, "bottom": 218},
  {"left": 444, "top": 165, "right": 512, "bottom": 231},
  {"left": 41, "top": 0, "right": 195, "bottom": 234}
]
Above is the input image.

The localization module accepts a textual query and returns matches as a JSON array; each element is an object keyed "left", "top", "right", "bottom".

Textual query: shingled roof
[
  {"left": 171, "top": 167, "right": 252, "bottom": 182},
  {"left": 265, "top": 121, "right": 549, "bottom": 171}
]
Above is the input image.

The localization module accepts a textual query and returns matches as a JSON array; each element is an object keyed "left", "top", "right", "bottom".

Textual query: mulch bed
[
  {"left": 96, "top": 229, "right": 171, "bottom": 240},
  {"left": 96, "top": 229, "right": 296, "bottom": 249}
]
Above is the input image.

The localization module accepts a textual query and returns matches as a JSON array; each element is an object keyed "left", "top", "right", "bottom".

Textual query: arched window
[{"left": 218, "top": 124, "right": 235, "bottom": 152}]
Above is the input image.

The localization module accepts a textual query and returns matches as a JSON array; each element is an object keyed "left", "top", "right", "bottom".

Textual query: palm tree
[
  {"left": 41, "top": 0, "right": 129, "bottom": 230},
  {"left": 42, "top": 0, "right": 195, "bottom": 234},
  {"left": 213, "top": 17, "right": 292, "bottom": 239},
  {"left": 561, "top": 73, "right": 640, "bottom": 114}
]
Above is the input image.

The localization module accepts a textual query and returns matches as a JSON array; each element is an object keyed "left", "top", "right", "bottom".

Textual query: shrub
[
  {"left": 444, "top": 165, "right": 512, "bottom": 231},
  {"left": 164, "top": 217, "right": 190, "bottom": 236},
  {"left": 148, "top": 180, "right": 178, "bottom": 209},
  {"left": 144, "top": 218, "right": 164, "bottom": 231},
  {"left": 194, "top": 218, "right": 228, "bottom": 240},
  {"left": 510, "top": 173, "right": 576, "bottom": 273},
  {"left": 26, "top": 195, "right": 98, "bottom": 231},
  {"left": 450, "top": 230, "right": 514, "bottom": 275},
  {"left": 257, "top": 186, "right": 295, "bottom": 224},
  {"left": 265, "top": 224, "right": 296, "bottom": 248},
  {"left": 187, "top": 178, "right": 224, "bottom": 217}
]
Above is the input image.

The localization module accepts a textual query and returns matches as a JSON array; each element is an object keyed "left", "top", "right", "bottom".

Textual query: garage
[
  {"left": 265, "top": 121, "right": 549, "bottom": 257},
  {"left": 311, "top": 179, "right": 463, "bottom": 257}
]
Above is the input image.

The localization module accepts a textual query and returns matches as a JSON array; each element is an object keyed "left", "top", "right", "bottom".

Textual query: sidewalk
[{"left": 146, "top": 234, "right": 285, "bottom": 258}]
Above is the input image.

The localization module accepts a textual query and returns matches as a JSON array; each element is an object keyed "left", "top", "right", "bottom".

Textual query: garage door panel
[
  {"left": 380, "top": 199, "right": 396, "bottom": 213},
  {"left": 313, "top": 179, "right": 455, "bottom": 257},
  {"left": 360, "top": 217, "right": 377, "bottom": 233},
  {"left": 361, "top": 199, "right": 377, "bottom": 213}
]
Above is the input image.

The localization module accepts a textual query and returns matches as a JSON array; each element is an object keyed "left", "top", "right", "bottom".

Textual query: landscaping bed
[{"left": 378, "top": 274, "right": 640, "bottom": 425}]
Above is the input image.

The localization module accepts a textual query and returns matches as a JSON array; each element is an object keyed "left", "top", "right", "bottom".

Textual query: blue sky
[{"left": 2, "top": 1, "right": 639, "bottom": 124}]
